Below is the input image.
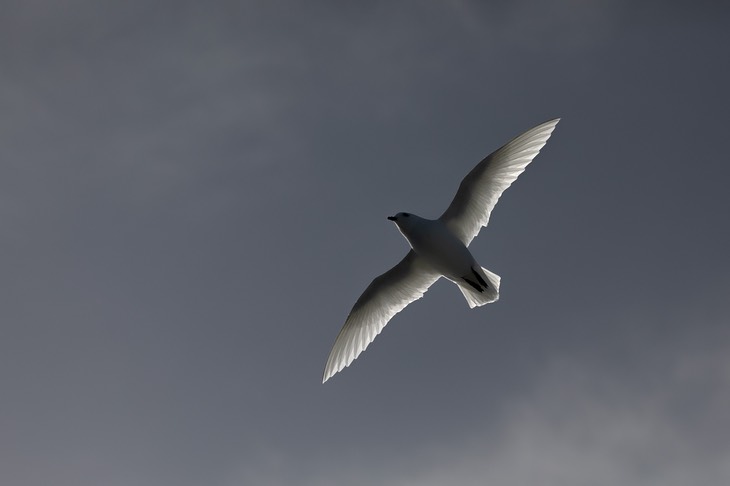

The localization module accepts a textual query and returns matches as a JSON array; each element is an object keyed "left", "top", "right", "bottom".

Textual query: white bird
[{"left": 322, "top": 118, "right": 560, "bottom": 383}]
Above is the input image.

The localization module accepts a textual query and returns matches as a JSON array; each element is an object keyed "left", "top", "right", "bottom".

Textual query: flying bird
[{"left": 323, "top": 118, "right": 560, "bottom": 383}]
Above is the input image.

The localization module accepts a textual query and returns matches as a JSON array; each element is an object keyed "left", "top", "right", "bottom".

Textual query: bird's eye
[{"left": 403, "top": 213, "right": 410, "bottom": 217}]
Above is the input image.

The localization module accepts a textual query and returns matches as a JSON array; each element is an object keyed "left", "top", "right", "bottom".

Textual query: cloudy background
[{"left": 2, "top": 1, "right": 729, "bottom": 485}]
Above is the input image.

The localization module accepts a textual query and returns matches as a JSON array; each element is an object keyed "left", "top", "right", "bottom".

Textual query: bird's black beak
[{"left": 387, "top": 215, "right": 397, "bottom": 221}]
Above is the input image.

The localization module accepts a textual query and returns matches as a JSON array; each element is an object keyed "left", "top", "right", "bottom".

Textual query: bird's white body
[
  {"left": 393, "top": 214, "right": 474, "bottom": 278},
  {"left": 322, "top": 118, "right": 560, "bottom": 382},
  {"left": 391, "top": 213, "right": 500, "bottom": 305}
]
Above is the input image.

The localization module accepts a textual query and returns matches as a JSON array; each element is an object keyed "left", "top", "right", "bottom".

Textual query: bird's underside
[{"left": 322, "top": 118, "right": 560, "bottom": 383}]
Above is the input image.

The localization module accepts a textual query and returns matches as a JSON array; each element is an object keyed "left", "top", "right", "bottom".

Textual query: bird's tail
[{"left": 456, "top": 266, "right": 500, "bottom": 309}]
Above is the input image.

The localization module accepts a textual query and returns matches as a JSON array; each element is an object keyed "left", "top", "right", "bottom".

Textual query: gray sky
[{"left": 2, "top": 1, "right": 729, "bottom": 485}]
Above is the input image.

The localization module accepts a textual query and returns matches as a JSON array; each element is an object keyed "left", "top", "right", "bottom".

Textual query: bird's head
[
  {"left": 387, "top": 212, "right": 420, "bottom": 230},
  {"left": 387, "top": 212, "right": 430, "bottom": 248}
]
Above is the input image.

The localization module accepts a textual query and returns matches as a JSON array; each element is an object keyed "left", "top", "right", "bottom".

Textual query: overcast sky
[{"left": 2, "top": 1, "right": 729, "bottom": 485}]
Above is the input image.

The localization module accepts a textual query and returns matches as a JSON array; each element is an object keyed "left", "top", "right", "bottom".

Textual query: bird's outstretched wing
[
  {"left": 439, "top": 118, "right": 560, "bottom": 246},
  {"left": 323, "top": 250, "right": 440, "bottom": 383}
]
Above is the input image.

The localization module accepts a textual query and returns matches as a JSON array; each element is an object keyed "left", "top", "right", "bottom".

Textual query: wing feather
[
  {"left": 439, "top": 119, "right": 560, "bottom": 245},
  {"left": 322, "top": 250, "right": 440, "bottom": 383}
]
